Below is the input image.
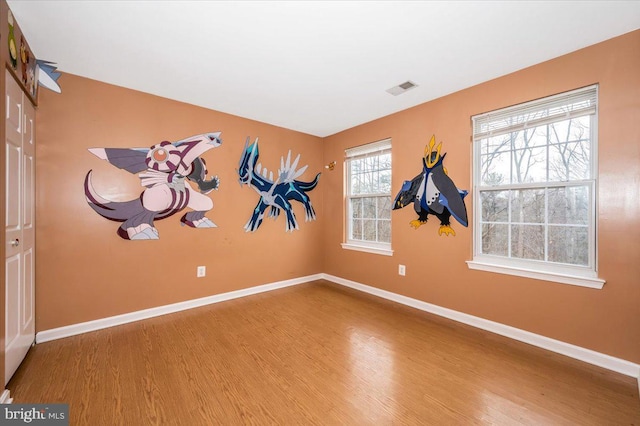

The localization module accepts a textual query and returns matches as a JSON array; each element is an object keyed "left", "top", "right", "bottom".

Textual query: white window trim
[
  {"left": 341, "top": 242, "right": 394, "bottom": 256},
  {"left": 343, "top": 138, "right": 393, "bottom": 256},
  {"left": 469, "top": 85, "right": 604, "bottom": 289},
  {"left": 466, "top": 259, "right": 604, "bottom": 289}
]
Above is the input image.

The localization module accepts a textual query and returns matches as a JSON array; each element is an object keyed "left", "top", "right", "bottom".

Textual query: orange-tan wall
[
  {"left": 35, "top": 74, "right": 324, "bottom": 331},
  {"left": 322, "top": 30, "right": 640, "bottom": 364},
  {"left": 31, "top": 29, "right": 640, "bottom": 367}
]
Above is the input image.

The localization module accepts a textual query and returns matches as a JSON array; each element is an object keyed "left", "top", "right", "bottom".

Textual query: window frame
[
  {"left": 342, "top": 138, "right": 393, "bottom": 256},
  {"left": 467, "top": 85, "right": 605, "bottom": 289}
]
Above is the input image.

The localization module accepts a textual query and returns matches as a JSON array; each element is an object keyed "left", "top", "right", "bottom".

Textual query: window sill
[
  {"left": 466, "top": 260, "right": 605, "bottom": 289},
  {"left": 341, "top": 243, "right": 394, "bottom": 257}
]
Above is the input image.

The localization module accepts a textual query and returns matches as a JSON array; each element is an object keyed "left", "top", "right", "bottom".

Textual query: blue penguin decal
[{"left": 393, "top": 135, "right": 468, "bottom": 236}]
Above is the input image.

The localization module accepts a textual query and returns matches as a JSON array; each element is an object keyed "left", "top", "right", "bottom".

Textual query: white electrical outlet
[
  {"left": 197, "top": 266, "right": 206, "bottom": 278},
  {"left": 398, "top": 264, "right": 406, "bottom": 276}
]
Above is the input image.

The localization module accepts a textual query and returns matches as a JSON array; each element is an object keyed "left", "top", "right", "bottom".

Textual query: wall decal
[
  {"left": 84, "top": 132, "right": 222, "bottom": 240},
  {"left": 393, "top": 135, "right": 468, "bottom": 236},
  {"left": 238, "top": 137, "right": 320, "bottom": 232},
  {"left": 35, "top": 60, "right": 62, "bottom": 93}
]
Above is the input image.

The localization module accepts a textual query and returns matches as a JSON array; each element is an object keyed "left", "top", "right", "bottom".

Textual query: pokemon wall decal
[
  {"left": 35, "top": 60, "right": 62, "bottom": 93},
  {"left": 238, "top": 138, "right": 320, "bottom": 232},
  {"left": 393, "top": 135, "right": 468, "bottom": 236},
  {"left": 84, "top": 132, "right": 222, "bottom": 240}
]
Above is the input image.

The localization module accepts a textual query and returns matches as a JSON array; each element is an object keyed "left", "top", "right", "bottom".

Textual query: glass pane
[
  {"left": 351, "top": 219, "right": 362, "bottom": 240},
  {"left": 511, "top": 189, "right": 544, "bottom": 223},
  {"left": 360, "top": 157, "right": 370, "bottom": 174},
  {"left": 512, "top": 126, "right": 547, "bottom": 150},
  {"left": 480, "top": 190, "right": 508, "bottom": 222},
  {"left": 549, "top": 117, "right": 590, "bottom": 144},
  {"left": 512, "top": 147, "right": 546, "bottom": 183},
  {"left": 351, "top": 198, "right": 362, "bottom": 219},
  {"left": 350, "top": 163, "right": 364, "bottom": 194},
  {"left": 363, "top": 198, "right": 376, "bottom": 218},
  {"left": 549, "top": 186, "right": 589, "bottom": 225},
  {"left": 548, "top": 226, "right": 588, "bottom": 266},
  {"left": 548, "top": 141, "right": 590, "bottom": 181},
  {"left": 363, "top": 219, "right": 376, "bottom": 242},
  {"left": 511, "top": 224, "right": 544, "bottom": 261},
  {"left": 377, "top": 196, "right": 392, "bottom": 219},
  {"left": 367, "top": 156, "right": 378, "bottom": 173},
  {"left": 348, "top": 152, "right": 392, "bottom": 196},
  {"left": 481, "top": 151, "right": 510, "bottom": 185},
  {"left": 379, "top": 153, "right": 391, "bottom": 170},
  {"left": 481, "top": 224, "right": 508, "bottom": 256},
  {"left": 370, "top": 171, "right": 379, "bottom": 193},
  {"left": 379, "top": 169, "right": 392, "bottom": 193},
  {"left": 359, "top": 171, "right": 373, "bottom": 194},
  {"left": 482, "top": 135, "right": 511, "bottom": 155},
  {"left": 377, "top": 220, "right": 391, "bottom": 243}
]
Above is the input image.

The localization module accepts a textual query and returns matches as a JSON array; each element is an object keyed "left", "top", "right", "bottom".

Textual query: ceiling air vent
[{"left": 386, "top": 80, "right": 418, "bottom": 96}]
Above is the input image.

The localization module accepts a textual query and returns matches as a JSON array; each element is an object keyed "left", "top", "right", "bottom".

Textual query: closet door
[{"left": 5, "top": 71, "right": 35, "bottom": 385}]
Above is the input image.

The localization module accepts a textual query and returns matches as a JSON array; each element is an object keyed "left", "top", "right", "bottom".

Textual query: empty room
[{"left": 2, "top": 1, "right": 639, "bottom": 424}]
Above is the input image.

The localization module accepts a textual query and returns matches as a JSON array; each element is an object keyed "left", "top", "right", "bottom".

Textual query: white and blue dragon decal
[{"left": 238, "top": 137, "right": 320, "bottom": 232}]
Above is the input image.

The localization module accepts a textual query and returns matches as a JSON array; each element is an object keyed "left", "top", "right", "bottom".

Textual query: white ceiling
[{"left": 8, "top": 1, "right": 640, "bottom": 137}]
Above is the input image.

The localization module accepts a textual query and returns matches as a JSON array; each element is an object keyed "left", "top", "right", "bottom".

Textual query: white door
[{"left": 5, "top": 71, "right": 35, "bottom": 385}]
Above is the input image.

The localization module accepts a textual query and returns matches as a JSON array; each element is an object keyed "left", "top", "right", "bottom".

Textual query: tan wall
[
  {"left": 35, "top": 74, "right": 324, "bottom": 331},
  {"left": 322, "top": 30, "right": 640, "bottom": 363},
  {"left": 28, "top": 27, "right": 640, "bottom": 368}
]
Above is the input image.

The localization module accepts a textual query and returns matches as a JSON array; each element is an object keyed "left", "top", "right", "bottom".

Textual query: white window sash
[
  {"left": 344, "top": 139, "right": 392, "bottom": 254},
  {"left": 470, "top": 85, "right": 602, "bottom": 288}
]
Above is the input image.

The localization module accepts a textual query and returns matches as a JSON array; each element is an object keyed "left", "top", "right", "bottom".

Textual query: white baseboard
[
  {"left": 321, "top": 273, "right": 640, "bottom": 380},
  {"left": 0, "top": 389, "right": 12, "bottom": 404},
  {"left": 34, "top": 271, "right": 640, "bottom": 384},
  {"left": 36, "top": 274, "right": 323, "bottom": 344}
]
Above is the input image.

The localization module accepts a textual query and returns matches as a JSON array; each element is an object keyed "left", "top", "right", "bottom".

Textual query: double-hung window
[
  {"left": 468, "top": 85, "right": 604, "bottom": 288},
  {"left": 342, "top": 139, "right": 393, "bottom": 256}
]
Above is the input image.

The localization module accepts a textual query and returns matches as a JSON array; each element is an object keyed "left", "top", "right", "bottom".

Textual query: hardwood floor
[{"left": 8, "top": 280, "right": 640, "bottom": 425}]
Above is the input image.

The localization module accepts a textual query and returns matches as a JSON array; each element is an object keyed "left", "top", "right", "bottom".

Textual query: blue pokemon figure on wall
[
  {"left": 36, "top": 60, "right": 62, "bottom": 93},
  {"left": 393, "top": 135, "right": 468, "bottom": 236},
  {"left": 238, "top": 137, "right": 320, "bottom": 232},
  {"left": 84, "top": 132, "right": 222, "bottom": 240}
]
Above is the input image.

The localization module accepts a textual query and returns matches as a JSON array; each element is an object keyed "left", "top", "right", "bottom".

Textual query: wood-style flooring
[{"left": 8, "top": 280, "right": 640, "bottom": 425}]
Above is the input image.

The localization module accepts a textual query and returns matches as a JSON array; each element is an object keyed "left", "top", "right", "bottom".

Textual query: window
[
  {"left": 342, "top": 139, "right": 393, "bottom": 256},
  {"left": 468, "top": 85, "right": 604, "bottom": 289}
]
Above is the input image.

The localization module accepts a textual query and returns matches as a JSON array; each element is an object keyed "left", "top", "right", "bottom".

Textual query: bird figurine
[{"left": 393, "top": 135, "right": 468, "bottom": 236}]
